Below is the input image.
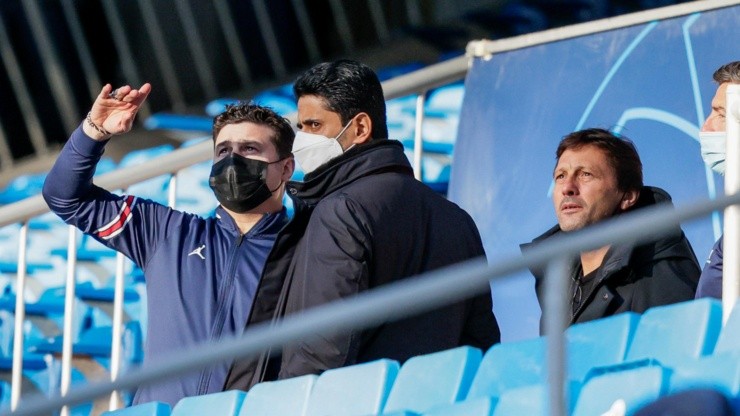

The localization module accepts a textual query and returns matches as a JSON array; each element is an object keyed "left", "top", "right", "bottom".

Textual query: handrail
[{"left": 6, "top": 189, "right": 740, "bottom": 416}]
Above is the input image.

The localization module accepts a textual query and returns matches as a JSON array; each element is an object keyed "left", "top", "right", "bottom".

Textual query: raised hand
[{"left": 84, "top": 83, "right": 152, "bottom": 141}]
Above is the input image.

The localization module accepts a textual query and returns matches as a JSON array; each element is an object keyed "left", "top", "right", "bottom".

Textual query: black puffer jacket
[
  {"left": 521, "top": 186, "right": 700, "bottom": 330},
  {"left": 225, "top": 139, "right": 500, "bottom": 390}
]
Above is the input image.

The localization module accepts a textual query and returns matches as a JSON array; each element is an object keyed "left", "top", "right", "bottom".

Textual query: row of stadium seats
[{"left": 101, "top": 297, "right": 739, "bottom": 415}]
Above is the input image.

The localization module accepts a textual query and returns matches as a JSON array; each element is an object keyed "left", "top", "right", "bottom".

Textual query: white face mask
[
  {"left": 699, "top": 131, "right": 728, "bottom": 175},
  {"left": 292, "top": 120, "right": 353, "bottom": 174}
]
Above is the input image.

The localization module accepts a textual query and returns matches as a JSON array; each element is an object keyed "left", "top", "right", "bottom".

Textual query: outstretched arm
[{"left": 43, "top": 83, "right": 176, "bottom": 267}]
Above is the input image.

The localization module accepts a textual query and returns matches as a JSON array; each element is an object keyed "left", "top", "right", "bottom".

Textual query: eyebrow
[
  {"left": 297, "top": 118, "right": 320, "bottom": 128},
  {"left": 216, "top": 139, "right": 263, "bottom": 147}
]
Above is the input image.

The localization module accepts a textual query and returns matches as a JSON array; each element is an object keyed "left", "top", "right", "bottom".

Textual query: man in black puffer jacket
[
  {"left": 224, "top": 60, "right": 500, "bottom": 390},
  {"left": 521, "top": 129, "right": 699, "bottom": 330}
]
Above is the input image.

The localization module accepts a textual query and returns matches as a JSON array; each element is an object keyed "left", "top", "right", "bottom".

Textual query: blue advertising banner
[{"left": 449, "top": 5, "right": 740, "bottom": 341}]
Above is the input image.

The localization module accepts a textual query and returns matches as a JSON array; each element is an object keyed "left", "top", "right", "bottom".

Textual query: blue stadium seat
[
  {"left": 490, "top": 382, "right": 579, "bottom": 416},
  {"left": 491, "top": 384, "right": 545, "bottom": 416},
  {"left": 382, "top": 346, "right": 482, "bottom": 414},
  {"left": 31, "top": 321, "right": 144, "bottom": 370},
  {"left": 205, "top": 98, "right": 239, "bottom": 117},
  {"left": 4, "top": 358, "right": 93, "bottom": 416},
  {"left": 0, "top": 380, "right": 10, "bottom": 412},
  {"left": 75, "top": 281, "right": 140, "bottom": 304},
  {"left": 669, "top": 353, "right": 740, "bottom": 399},
  {"left": 143, "top": 113, "right": 212, "bottom": 133},
  {"left": 712, "top": 302, "right": 740, "bottom": 355},
  {"left": 466, "top": 337, "right": 545, "bottom": 401},
  {"left": 567, "top": 312, "right": 639, "bottom": 382},
  {"left": 571, "top": 365, "right": 668, "bottom": 416},
  {"left": 0, "top": 286, "right": 90, "bottom": 344},
  {"left": 206, "top": 84, "right": 297, "bottom": 117},
  {"left": 625, "top": 299, "right": 722, "bottom": 367},
  {"left": 170, "top": 390, "right": 245, "bottom": 416},
  {"left": 102, "top": 401, "right": 171, "bottom": 416},
  {"left": 423, "top": 396, "right": 495, "bottom": 416},
  {"left": 251, "top": 92, "right": 297, "bottom": 116},
  {"left": 239, "top": 374, "right": 316, "bottom": 416},
  {"left": 0, "top": 173, "right": 47, "bottom": 204},
  {"left": 304, "top": 359, "right": 399, "bottom": 416}
]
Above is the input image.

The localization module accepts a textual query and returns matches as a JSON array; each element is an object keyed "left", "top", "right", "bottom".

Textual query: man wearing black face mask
[{"left": 42, "top": 83, "right": 294, "bottom": 406}]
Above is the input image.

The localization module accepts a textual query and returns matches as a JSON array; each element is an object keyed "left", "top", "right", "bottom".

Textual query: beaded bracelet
[{"left": 86, "top": 112, "right": 111, "bottom": 136}]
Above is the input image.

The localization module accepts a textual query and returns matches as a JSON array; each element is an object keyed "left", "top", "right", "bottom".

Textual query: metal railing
[{"left": 4, "top": 184, "right": 740, "bottom": 416}]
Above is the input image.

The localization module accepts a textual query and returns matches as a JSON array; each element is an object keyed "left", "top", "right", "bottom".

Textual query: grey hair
[{"left": 713, "top": 61, "right": 740, "bottom": 84}]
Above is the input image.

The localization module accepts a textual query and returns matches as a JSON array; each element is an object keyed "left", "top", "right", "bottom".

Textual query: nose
[
  {"left": 560, "top": 176, "right": 578, "bottom": 196},
  {"left": 701, "top": 113, "right": 722, "bottom": 133}
]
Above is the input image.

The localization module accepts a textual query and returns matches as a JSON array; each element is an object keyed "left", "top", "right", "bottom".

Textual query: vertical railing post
[
  {"left": 168, "top": 175, "right": 178, "bottom": 209},
  {"left": 10, "top": 222, "right": 29, "bottom": 410},
  {"left": 723, "top": 84, "right": 740, "bottom": 323},
  {"left": 108, "top": 251, "right": 126, "bottom": 411},
  {"left": 413, "top": 92, "right": 427, "bottom": 181},
  {"left": 543, "top": 257, "right": 570, "bottom": 416},
  {"left": 59, "top": 226, "right": 79, "bottom": 416}
]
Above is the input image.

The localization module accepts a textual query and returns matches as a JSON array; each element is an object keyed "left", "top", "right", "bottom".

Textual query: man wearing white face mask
[
  {"left": 224, "top": 59, "right": 500, "bottom": 390},
  {"left": 696, "top": 61, "right": 740, "bottom": 299}
]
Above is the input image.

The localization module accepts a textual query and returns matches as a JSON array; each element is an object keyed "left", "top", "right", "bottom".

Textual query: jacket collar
[
  {"left": 521, "top": 186, "right": 684, "bottom": 283},
  {"left": 215, "top": 206, "right": 288, "bottom": 237},
  {"left": 287, "top": 139, "right": 413, "bottom": 205}
]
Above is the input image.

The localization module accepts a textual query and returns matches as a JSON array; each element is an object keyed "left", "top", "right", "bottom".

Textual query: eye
[
  {"left": 217, "top": 147, "right": 228, "bottom": 156},
  {"left": 554, "top": 173, "right": 565, "bottom": 181}
]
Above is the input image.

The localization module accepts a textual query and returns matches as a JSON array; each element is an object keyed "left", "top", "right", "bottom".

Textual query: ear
[
  {"left": 350, "top": 112, "right": 373, "bottom": 145},
  {"left": 620, "top": 189, "right": 640, "bottom": 210},
  {"left": 281, "top": 157, "right": 295, "bottom": 182}
]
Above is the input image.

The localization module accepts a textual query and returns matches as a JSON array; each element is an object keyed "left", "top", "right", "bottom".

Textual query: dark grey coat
[
  {"left": 521, "top": 186, "right": 700, "bottom": 330},
  {"left": 225, "top": 139, "right": 500, "bottom": 390}
]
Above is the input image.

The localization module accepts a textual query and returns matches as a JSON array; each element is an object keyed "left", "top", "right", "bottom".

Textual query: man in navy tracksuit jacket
[{"left": 42, "top": 84, "right": 295, "bottom": 406}]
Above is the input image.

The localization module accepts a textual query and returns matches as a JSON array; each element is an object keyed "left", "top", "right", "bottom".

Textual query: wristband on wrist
[{"left": 86, "top": 112, "right": 111, "bottom": 136}]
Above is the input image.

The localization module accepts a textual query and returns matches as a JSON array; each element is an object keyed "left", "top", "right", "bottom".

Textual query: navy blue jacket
[
  {"left": 224, "top": 139, "right": 500, "bottom": 390},
  {"left": 696, "top": 236, "right": 722, "bottom": 299},
  {"left": 42, "top": 125, "right": 287, "bottom": 406}
]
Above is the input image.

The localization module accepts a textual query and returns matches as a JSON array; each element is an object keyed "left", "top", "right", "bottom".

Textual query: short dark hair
[
  {"left": 556, "top": 128, "right": 643, "bottom": 193},
  {"left": 212, "top": 103, "right": 294, "bottom": 159},
  {"left": 713, "top": 61, "right": 740, "bottom": 84},
  {"left": 293, "top": 59, "right": 388, "bottom": 140}
]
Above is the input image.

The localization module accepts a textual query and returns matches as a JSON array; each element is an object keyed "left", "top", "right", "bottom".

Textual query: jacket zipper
[{"left": 196, "top": 233, "right": 244, "bottom": 394}]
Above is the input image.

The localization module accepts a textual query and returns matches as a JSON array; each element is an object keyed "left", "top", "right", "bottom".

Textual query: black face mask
[{"left": 209, "top": 153, "right": 280, "bottom": 213}]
